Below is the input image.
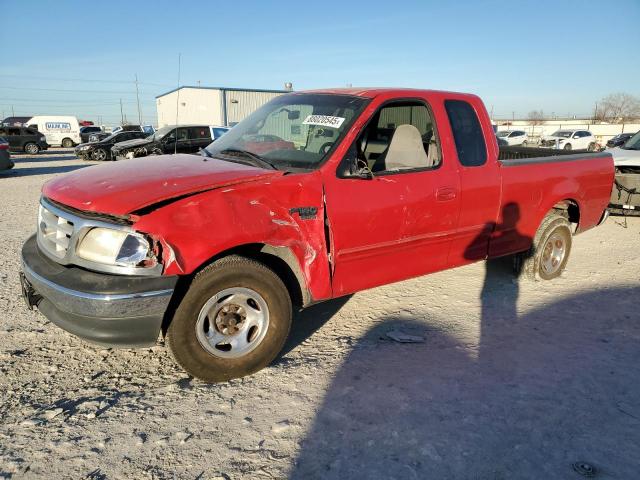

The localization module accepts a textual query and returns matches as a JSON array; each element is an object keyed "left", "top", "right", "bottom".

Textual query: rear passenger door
[
  {"left": 443, "top": 99, "right": 502, "bottom": 265},
  {"left": 188, "top": 126, "right": 212, "bottom": 152}
]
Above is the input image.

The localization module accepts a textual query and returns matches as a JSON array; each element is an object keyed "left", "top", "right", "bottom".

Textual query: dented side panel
[{"left": 133, "top": 171, "right": 332, "bottom": 302}]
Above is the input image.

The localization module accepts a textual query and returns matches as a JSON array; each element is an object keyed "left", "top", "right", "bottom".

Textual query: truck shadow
[
  {"left": 290, "top": 285, "right": 640, "bottom": 479},
  {"left": 278, "top": 295, "right": 353, "bottom": 359}
]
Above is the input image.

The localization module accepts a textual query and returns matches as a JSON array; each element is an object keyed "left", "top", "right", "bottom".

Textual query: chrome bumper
[
  {"left": 22, "top": 262, "right": 174, "bottom": 318},
  {"left": 21, "top": 234, "right": 178, "bottom": 347}
]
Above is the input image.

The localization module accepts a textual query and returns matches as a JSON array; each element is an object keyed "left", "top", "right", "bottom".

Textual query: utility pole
[
  {"left": 120, "top": 98, "right": 124, "bottom": 124},
  {"left": 12, "top": 105, "right": 15, "bottom": 117},
  {"left": 135, "top": 74, "right": 142, "bottom": 125}
]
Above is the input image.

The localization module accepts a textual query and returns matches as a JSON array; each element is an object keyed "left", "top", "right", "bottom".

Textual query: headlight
[
  {"left": 76, "top": 228, "right": 153, "bottom": 267},
  {"left": 79, "top": 145, "right": 91, "bottom": 150}
]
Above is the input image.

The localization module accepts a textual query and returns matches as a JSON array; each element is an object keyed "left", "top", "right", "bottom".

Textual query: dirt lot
[{"left": 1, "top": 149, "right": 639, "bottom": 479}]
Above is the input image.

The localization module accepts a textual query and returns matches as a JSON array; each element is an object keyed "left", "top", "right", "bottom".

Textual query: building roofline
[{"left": 156, "top": 85, "right": 290, "bottom": 99}]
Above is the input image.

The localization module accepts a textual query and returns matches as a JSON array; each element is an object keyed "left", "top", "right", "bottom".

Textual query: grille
[{"left": 38, "top": 204, "right": 75, "bottom": 258}]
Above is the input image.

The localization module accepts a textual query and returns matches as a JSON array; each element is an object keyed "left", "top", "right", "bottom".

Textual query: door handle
[{"left": 436, "top": 187, "right": 457, "bottom": 202}]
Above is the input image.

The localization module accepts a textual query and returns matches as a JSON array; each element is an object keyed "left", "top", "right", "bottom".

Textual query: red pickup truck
[{"left": 20, "top": 88, "right": 614, "bottom": 382}]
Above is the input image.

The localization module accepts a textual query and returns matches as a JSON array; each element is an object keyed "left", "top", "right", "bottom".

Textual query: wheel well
[
  {"left": 552, "top": 200, "right": 580, "bottom": 229},
  {"left": 161, "top": 243, "right": 307, "bottom": 337}
]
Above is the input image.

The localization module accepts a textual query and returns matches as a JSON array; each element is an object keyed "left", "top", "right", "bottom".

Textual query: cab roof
[{"left": 299, "top": 87, "right": 473, "bottom": 99}]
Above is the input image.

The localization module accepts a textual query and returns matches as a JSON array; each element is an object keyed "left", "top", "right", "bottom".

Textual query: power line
[
  {"left": 0, "top": 74, "right": 172, "bottom": 87},
  {"left": 0, "top": 85, "right": 146, "bottom": 95}
]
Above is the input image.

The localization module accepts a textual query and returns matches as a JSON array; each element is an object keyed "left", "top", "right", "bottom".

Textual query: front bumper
[{"left": 21, "top": 234, "right": 178, "bottom": 347}]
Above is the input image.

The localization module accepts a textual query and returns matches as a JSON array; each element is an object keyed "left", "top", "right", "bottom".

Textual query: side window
[
  {"left": 444, "top": 100, "right": 487, "bottom": 167},
  {"left": 176, "top": 128, "right": 189, "bottom": 141},
  {"left": 212, "top": 128, "right": 228, "bottom": 139},
  {"left": 7, "top": 127, "right": 20, "bottom": 136},
  {"left": 189, "top": 127, "right": 211, "bottom": 140},
  {"left": 357, "top": 101, "right": 440, "bottom": 173}
]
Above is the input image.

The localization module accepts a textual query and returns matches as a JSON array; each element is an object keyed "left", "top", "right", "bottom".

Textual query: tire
[
  {"left": 522, "top": 140, "right": 528, "bottom": 147},
  {"left": 563, "top": 143, "right": 572, "bottom": 151},
  {"left": 587, "top": 142, "right": 596, "bottom": 152},
  {"left": 167, "top": 255, "right": 292, "bottom": 383},
  {"left": 61, "top": 138, "right": 74, "bottom": 148},
  {"left": 92, "top": 148, "right": 108, "bottom": 161},
  {"left": 24, "top": 142, "right": 39, "bottom": 154},
  {"left": 520, "top": 213, "right": 572, "bottom": 281}
]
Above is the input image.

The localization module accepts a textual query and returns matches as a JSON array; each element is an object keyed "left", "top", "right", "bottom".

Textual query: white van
[{"left": 26, "top": 116, "right": 82, "bottom": 147}]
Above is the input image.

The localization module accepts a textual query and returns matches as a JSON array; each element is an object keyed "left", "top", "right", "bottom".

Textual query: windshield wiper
[
  {"left": 219, "top": 148, "right": 278, "bottom": 170},
  {"left": 200, "top": 147, "right": 213, "bottom": 158}
]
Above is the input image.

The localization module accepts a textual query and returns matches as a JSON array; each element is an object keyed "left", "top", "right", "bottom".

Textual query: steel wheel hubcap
[
  {"left": 95, "top": 150, "right": 106, "bottom": 160},
  {"left": 196, "top": 287, "right": 269, "bottom": 358},
  {"left": 541, "top": 231, "right": 566, "bottom": 275}
]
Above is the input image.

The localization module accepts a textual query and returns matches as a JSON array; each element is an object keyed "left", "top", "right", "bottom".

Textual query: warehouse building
[{"left": 155, "top": 86, "right": 290, "bottom": 128}]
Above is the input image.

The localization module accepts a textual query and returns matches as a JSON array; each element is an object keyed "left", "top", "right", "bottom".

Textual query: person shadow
[{"left": 463, "top": 202, "right": 533, "bottom": 366}]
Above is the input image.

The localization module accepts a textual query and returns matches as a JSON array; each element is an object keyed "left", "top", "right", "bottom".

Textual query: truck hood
[
  {"left": 609, "top": 147, "right": 640, "bottom": 167},
  {"left": 42, "top": 154, "right": 281, "bottom": 216}
]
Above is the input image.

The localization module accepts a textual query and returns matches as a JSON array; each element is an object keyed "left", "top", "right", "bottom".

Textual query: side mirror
[{"left": 337, "top": 143, "right": 374, "bottom": 180}]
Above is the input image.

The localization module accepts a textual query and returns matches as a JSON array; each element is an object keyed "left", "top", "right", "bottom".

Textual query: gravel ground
[{"left": 1, "top": 149, "right": 639, "bottom": 479}]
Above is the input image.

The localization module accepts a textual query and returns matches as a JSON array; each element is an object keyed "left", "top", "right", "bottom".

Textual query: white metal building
[{"left": 155, "top": 86, "right": 289, "bottom": 128}]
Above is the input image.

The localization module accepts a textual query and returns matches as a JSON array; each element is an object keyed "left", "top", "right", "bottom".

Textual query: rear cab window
[{"left": 444, "top": 99, "right": 487, "bottom": 167}]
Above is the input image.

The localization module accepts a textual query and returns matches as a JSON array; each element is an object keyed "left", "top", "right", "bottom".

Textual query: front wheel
[
  {"left": 167, "top": 256, "right": 292, "bottom": 383},
  {"left": 587, "top": 142, "right": 596, "bottom": 152},
  {"left": 61, "top": 138, "right": 74, "bottom": 148},
  {"left": 519, "top": 213, "right": 572, "bottom": 281},
  {"left": 521, "top": 140, "right": 528, "bottom": 147},
  {"left": 92, "top": 148, "right": 108, "bottom": 161},
  {"left": 563, "top": 143, "right": 572, "bottom": 151},
  {"left": 24, "top": 142, "right": 40, "bottom": 154}
]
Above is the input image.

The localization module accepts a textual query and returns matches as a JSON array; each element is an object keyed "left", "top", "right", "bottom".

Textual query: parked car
[
  {"left": 496, "top": 130, "right": 528, "bottom": 146},
  {"left": 79, "top": 126, "right": 103, "bottom": 143},
  {"left": 1, "top": 116, "right": 31, "bottom": 127},
  {"left": 0, "top": 126, "right": 49, "bottom": 154},
  {"left": 606, "top": 132, "right": 635, "bottom": 148},
  {"left": 75, "top": 130, "right": 151, "bottom": 161},
  {"left": 111, "top": 125, "right": 228, "bottom": 159},
  {"left": 540, "top": 129, "right": 597, "bottom": 151},
  {"left": 608, "top": 131, "right": 640, "bottom": 215},
  {"left": 0, "top": 137, "right": 14, "bottom": 171},
  {"left": 89, "top": 124, "right": 155, "bottom": 143},
  {"left": 25, "top": 115, "right": 81, "bottom": 147},
  {"left": 20, "top": 88, "right": 613, "bottom": 383}
]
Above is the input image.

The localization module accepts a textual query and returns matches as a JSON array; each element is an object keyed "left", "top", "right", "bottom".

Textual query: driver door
[{"left": 323, "top": 99, "right": 460, "bottom": 296}]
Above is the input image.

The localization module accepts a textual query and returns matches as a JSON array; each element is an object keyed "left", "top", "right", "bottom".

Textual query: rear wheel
[
  {"left": 521, "top": 140, "right": 528, "bottom": 147},
  {"left": 61, "top": 138, "right": 74, "bottom": 148},
  {"left": 92, "top": 148, "right": 108, "bottom": 161},
  {"left": 587, "top": 142, "right": 596, "bottom": 152},
  {"left": 167, "top": 256, "right": 292, "bottom": 383},
  {"left": 519, "top": 213, "right": 572, "bottom": 281},
  {"left": 24, "top": 142, "right": 39, "bottom": 154},
  {"left": 563, "top": 143, "right": 572, "bottom": 151}
]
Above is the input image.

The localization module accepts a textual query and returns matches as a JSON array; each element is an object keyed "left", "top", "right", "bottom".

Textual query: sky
[{"left": 1, "top": 0, "right": 639, "bottom": 125}]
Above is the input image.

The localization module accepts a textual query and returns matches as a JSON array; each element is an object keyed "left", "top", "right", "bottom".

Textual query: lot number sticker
[{"left": 302, "top": 115, "right": 345, "bottom": 128}]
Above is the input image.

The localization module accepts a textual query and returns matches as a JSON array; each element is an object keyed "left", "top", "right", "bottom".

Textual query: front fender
[{"left": 133, "top": 170, "right": 332, "bottom": 301}]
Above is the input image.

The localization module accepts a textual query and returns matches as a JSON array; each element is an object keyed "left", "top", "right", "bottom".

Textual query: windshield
[
  {"left": 203, "top": 93, "right": 368, "bottom": 170},
  {"left": 551, "top": 130, "right": 572, "bottom": 138},
  {"left": 496, "top": 131, "right": 511, "bottom": 137},
  {"left": 622, "top": 131, "right": 640, "bottom": 150},
  {"left": 145, "top": 126, "right": 174, "bottom": 142}
]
